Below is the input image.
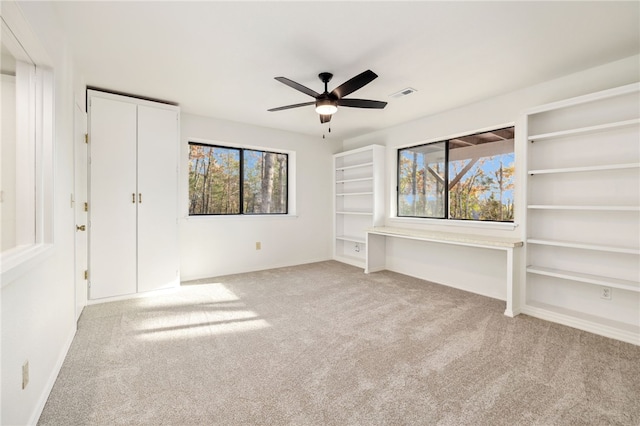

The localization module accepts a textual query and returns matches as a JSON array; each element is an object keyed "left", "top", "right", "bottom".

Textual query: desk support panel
[{"left": 365, "top": 227, "right": 522, "bottom": 318}]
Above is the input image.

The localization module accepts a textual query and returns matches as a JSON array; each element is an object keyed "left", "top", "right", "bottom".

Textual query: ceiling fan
[{"left": 268, "top": 70, "right": 387, "bottom": 123}]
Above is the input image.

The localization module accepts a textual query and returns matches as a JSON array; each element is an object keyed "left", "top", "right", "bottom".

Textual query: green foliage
[
  {"left": 188, "top": 145, "right": 287, "bottom": 215},
  {"left": 398, "top": 148, "right": 514, "bottom": 222}
]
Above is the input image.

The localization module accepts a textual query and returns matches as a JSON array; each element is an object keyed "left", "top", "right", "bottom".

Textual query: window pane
[
  {"left": 398, "top": 142, "right": 446, "bottom": 218},
  {"left": 1, "top": 72, "right": 17, "bottom": 250},
  {"left": 448, "top": 127, "right": 515, "bottom": 221},
  {"left": 188, "top": 145, "right": 240, "bottom": 214},
  {"left": 243, "top": 150, "right": 287, "bottom": 214}
]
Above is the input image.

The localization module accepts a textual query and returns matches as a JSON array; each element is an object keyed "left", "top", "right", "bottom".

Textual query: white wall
[
  {"left": 1, "top": 2, "right": 83, "bottom": 424},
  {"left": 0, "top": 3, "right": 636, "bottom": 422},
  {"left": 179, "top": 114, "right": 342, "bottom": 280},
  {"left": 343, "top": 55, "right": 639, "bottom": 302}
]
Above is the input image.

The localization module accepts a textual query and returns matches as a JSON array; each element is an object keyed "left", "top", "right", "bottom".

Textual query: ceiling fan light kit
[
  {"left": 315, "top": 99, "right": 338, "bottom": 115},
  {"left": 268, "top": 69, "right": 387, "bottom": 124}
]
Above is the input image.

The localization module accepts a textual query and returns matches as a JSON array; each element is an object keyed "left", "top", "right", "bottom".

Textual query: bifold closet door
[
  {"left": 89, "top": 96, "right": 138, "bottom": 299},
  {"left": 137, "top": 105, "right": 179, "bottom": 293}
]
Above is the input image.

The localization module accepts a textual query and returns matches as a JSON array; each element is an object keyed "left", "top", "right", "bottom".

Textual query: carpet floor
[{"left": 38, "top": 261, "right": 640, "bottom": 425}]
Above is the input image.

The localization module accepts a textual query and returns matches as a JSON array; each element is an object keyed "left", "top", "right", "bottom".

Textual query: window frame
[
  {"left": 1, "top": 4, "right": 56, "bottom": 286},
  {"left": 396, "top": 126, "right": 515, "bottom": 224},
  {"left": 187, "top": 141, "right": 290, "bottom": 216}
]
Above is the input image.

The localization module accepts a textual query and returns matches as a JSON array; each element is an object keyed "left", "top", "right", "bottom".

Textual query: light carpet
[{"left": 38, "top": 261, "right": 640, "bottom": 425}]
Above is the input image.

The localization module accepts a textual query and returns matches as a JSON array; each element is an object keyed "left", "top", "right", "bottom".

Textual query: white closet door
[
  {"left": 136, "top": 105, "right": 179, "bottom": 293},
  {"left": 89, "top": 96, "right": 138, "bottom": 299}
]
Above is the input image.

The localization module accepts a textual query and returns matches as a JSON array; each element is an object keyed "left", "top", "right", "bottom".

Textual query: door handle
[
  {"left": 76, "top": 225, "right": 86, "bottom": 231},
  {"left": 138, "top": 193, "right": 142, "bottom": 203}
]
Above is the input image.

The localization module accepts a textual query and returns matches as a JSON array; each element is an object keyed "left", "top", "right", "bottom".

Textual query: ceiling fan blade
[
  {"left": 337, "top": 98, "right": 387, "bottom": 109},
  {"left": 274, "top": 77, "right": 320, "bottom": 98},
  {"left": 330, "top": 70, "right": 378, "bottom": 99},
  {"left": 320, "top": 114, "right": 332, "bottom": 124},
  {"left": 268, "top": 101, "right": 315, "bottom": 112}
]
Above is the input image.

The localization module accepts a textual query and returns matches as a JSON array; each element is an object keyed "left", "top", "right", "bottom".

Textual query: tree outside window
[
  {"left": 188, "top": 143, "right": 287, "bottom": 215},
  {"left": 398, "top": 127, "right": 515, "bottom": 222}
]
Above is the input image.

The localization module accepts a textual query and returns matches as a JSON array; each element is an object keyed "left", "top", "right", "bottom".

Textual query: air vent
[{"left": 390, "top": 87, "right": 417, "bottom": 98}]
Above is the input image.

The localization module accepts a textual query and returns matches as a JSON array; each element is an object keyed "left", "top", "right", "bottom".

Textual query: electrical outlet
[
  {"left": 255, "top": 241, "right": 261, "bottom": 250},
  {"left": 22, "top": 361, "right": 29, "bottom": 390},
  {"left": 354, "top": 243, "right": 360, "bottom": 253},
  {"left": 601, "top": 287, "right": 612, "bottom": 300}
]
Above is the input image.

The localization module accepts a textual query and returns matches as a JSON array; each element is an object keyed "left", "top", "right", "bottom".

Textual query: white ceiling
[{"left": 51, "top": 1, "right": 639, "bottom": 140}]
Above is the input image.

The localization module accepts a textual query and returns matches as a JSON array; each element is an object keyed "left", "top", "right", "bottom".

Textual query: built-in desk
[{"left": 365, "top": 226, "right": 523, "bottom": 317}]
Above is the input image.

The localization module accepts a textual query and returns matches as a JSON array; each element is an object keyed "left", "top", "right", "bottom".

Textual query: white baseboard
[
  {"left": 180, "top": 256, "right": 332, "bottom": 282},
  {"left": 521, "top": 305, "right": 640, "bottom": 346},
  {"left": 28, "top": 325, "right": 77, "bottom": 425}
]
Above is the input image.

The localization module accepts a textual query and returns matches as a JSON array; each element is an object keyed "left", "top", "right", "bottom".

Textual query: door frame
[{"left": 74, "top": 96, "right": 88, "bottom": 321}]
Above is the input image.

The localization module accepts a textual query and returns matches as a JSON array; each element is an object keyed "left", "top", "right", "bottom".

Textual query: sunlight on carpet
[{"left": 134, "top": 282, "right": 271, "bottom": 341}]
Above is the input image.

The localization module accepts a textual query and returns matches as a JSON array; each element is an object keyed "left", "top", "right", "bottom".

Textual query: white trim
[
  {"left": 0, "top": 1, "right": 53, "bottom": 67},
  {"left": 183, "top": 213, "right": 298, "bottom": 221},
  {"left": 389, "top": 216, "right": 518, "bottom": 231},
  {"left": 86, "top": 89, "right": 178, "bottom": 111},
  {"left": 186, "top": 137, "right": 297, "bottom": 216},
  {"left": 391, "top": 123, "right": 517, "bottom": 225},
  {"left": 1, "top": 64, "right": 55, "bottom": 283},
  {"left": 0, "top": 243, "right": 54, "bottom": 286},
  {"left": 28, "top": 325, "right": 77, "bottom": 426},
  {"left": 177, "top": 256, "right": 333, "bottom": 283},
  {"left": 395, "top": 121, "right": 515, "bottom": 150},
  {"left": 87, "top": 282, "right": 181, "bottom": 305},
  {"left": 521, "top": 304, "right": 639, "bottom": 346},
  {"left": 187, "top": 136, "right": 291, "bottom": 155}
]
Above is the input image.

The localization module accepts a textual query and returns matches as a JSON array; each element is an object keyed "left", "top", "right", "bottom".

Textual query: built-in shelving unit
[
  {"left": 333, "top": 145, "right": 385, "bottom": 269},
  {"left": 522, "top": 83, "right": 640, "bottom": 345}
]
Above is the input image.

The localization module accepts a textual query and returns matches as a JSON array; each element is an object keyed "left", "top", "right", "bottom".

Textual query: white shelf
[
  {"left": 527, "top": 265, "right": 639, "bottom": 292},
  {"left": 335, "top": 162, "right": 373, "bottom": 171},
  {"left": 336, "top": 235, "right": 366, "bottom": 244},
  {"left": 528, "top": 163, "right": 640, "bottom": 175},
  {"left": 528, "top": 118, "right": 639, "bottom": 142},
  {"left": 527, "top": 205, "right": 640, "bottom": 212},
  {"left": 336, "top": 192, "right": 373, "bottom": 197},
  {"left": 333, "top": 145, "right": 385, "bottom": 270},
  {"left": 527, "top": 239, "right": 640, "bottom": 255},
  {"left": 336, "top": 177, "right": 373, "bottom": 184},
  {"left": 523, "top": 83, "right": 640, "bottom": 345}
]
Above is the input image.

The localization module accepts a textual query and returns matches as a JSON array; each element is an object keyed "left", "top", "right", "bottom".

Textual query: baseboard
[
  {"left": 521, "top": 304, "right": 640, "bottom": 346},
  {"left": 28, "top": 324, "right": 77, "bottom": 425},
  {"left": 87, "top": 281, "right": 181, "bottom": 305},
  {"left": 180, "top": 256, "right": 332, "bottom": 282}
]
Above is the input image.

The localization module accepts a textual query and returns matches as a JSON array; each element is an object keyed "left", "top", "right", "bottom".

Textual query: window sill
[
  {"left": 389, "top": 216, "right": 518, "bottom": 231},
  {"left": 184, "top": 214, "right": 299, "bottom": 222},
  {"left": 1, "top": 243, "right": 55, "bottom": 287}
]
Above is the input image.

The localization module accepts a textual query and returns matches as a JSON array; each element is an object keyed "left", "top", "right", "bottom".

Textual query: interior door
[
  {"left": 74, "top": 100, "right": 88, "bottom": 319},
  {"left": 88, "top": 95, "right": 138, "bottom": 299},
  {"left": 137, "top": 105, "right": 180, "bottom": 292}
]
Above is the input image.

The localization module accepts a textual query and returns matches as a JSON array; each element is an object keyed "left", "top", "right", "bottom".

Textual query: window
[
  {"left": 2, "top": 7, "right": 55, "bottom": 284},
  {"left": 188, "top": 142, "right": 288, "bottom": 215},
  {"left": 398, "top": 126, "right": 515, "bottom": 222}
]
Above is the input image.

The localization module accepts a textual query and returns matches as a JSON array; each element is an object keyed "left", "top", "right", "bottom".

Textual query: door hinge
[
  {"left": 84, "top": 202, "right": 88, "bottom": 212},
  {"left": 85, "top": 133, "right": 89, "bottom": 144},
  {"left": 84, "top": 270, "right": 88, "bottom": 280}
]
